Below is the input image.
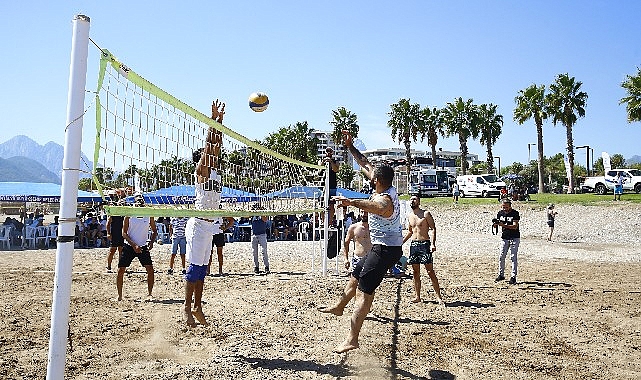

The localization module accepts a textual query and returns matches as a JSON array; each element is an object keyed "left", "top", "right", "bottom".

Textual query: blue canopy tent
[
  {"left": 0, "top": 182, "right": 103, "bottom": 203},
  {"left": 263, "top": 186, "right": 369, "bottom": 200},
  {"left": 264, "top": 185, "right": 323, "bottom": 199},
  {"left": 126, "top": 184, "right": 259, "bottom": 204},
  {"left": 336, "top": 187, "right": 370, "bottom": 199}
]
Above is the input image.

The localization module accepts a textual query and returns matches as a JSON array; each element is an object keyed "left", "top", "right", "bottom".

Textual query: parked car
[{"left": 581, "top": 169, "right": 641, "bottom": 195}]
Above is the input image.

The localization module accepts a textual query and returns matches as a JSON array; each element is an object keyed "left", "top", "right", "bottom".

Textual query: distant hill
[
  {"left": 0, "top": 156, "right": 61, "bottom": 184},
  {"left": 0, "top": 135, "right": 92, "bottom": 180},
  {"left": 628, "top": 155, "right": 641, "bottom": 165}
]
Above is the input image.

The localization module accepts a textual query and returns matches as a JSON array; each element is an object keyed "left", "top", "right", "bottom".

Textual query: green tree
[
  {"left": 337, "top": 163, "right": 355, "bottom": 189},
  {"left": 442, "top": 97, "right": 479, "bottom": 175},
  {"left": 620, "top": 67, "right": 641, "bottom": 123},
  {"left": 263, "top": 121, "right": 319, "bottom": 164},
  {"left": 78, "top": 177, "right": 93, "bottom": 191},
  {"left": 329, "top": 107, "right": 359, "bottom": 165},
  {"left": 387, "top": 98, "right": 423, "bottom": 179},
  {"left": 514, "top": 84, "right": 548, "bottom": 193},
  {"left": 477, "top": 103, "right": 503, "bottom": 174},
  {"left": 419, "top": 106, "right": 445, "bottom": 169},
  {"left": 546, "top": 74, "right": 588, "bottom": 193}
]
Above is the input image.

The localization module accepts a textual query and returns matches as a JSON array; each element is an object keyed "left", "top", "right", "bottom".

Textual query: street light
[
  {"left": 575, "top": 145, "right": 591, "bottom": 176},
  {"left": 494, "top": 156, "right": 501, "bottom": 176},
  {"left": 527, "top": 143, "right": 536, "bottom": 163}
]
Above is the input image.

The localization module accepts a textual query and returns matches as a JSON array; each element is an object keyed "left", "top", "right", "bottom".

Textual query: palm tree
[
  {"left": 546, "top": 74, "right": 588, "bottom": 193},
  {"left": 477, "top": 103, "right": 503, "bottom": 174},
  {"left": 419, "top": 106, "right": 445, "bottom": 169},
  {"left": 514, "top": 84, "right": 548, "bottom": 193},
  {"left": 329, "top": 107, "right": 359, "bottom": 165},
  {"left": 620, "top": 67, "right": 641, "bottom": 123},
  {"left": 441, "top": 98, "right": 479, "bottom": 175},
  {"left": 387, "top": 98, "right": 422, "bottom": 179}
]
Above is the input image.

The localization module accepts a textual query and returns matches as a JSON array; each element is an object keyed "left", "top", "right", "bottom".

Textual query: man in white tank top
[
  {"left": 319, "top": 131, "right": 403, "bottom": 354},
  {"left": 183, "top": 99, "right": 225, "bottom": 327},
  {"left": 117, "top": 194, "right": 157, "bottom": 301}
]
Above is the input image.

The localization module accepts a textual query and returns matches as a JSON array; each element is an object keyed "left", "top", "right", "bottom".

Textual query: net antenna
[{"left": 93, "top": 50, "right": 324, "bottom": 218}]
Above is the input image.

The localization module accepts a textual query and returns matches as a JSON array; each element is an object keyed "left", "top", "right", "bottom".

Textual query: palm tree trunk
[
  {"left": 405, "top": 139, "right": 412, "bottom": 186},
  {"left": 486, "top": 145, "right": 494, "bottom": 174},
  {"left": 565, "top": 123, "right": 575, "bottom": 194},
  {"left": 460, "top": 137, "right": 468, "bottom": 175},
  {"left": 535, "top": 118, "right": 545, "bottom": 193},
  {"left": 431, "top": 145, "right": 438, "bottom": 169}
]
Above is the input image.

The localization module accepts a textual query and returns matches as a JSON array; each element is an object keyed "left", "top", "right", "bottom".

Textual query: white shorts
[{"left": 186, "top": 217, "right": 215, "bottom": 266}]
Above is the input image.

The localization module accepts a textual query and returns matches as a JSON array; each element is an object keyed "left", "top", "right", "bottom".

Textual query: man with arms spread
[
  {"left": 342, "top": 211, "right": 371, "bottom": 271},
  {"left": 184, "top": 99, "right": 225, "bottom": 327},
  {"left": 320, "top": 131, "right": 403, "bottom": 354},
  {"left": 494, "top": 198, "right": 520, "bottom": 285},
  {"left": 403, "top": 196, "right": 443, "bottom": 304},
  {"left": 117, "top": 194, "right": 157, "bottom": 301}
]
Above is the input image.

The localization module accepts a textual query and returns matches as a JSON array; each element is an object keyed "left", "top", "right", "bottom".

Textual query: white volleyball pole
[
  {"left": 322, "top": 160, "right": 330, "bottom": 276},
  {"left": 47, "top": 14, "right": 90, "bottom": 380}
]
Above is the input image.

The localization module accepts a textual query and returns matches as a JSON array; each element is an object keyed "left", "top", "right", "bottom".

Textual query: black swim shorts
[
  {"left": 408, "top": 240, "right": 433, "bottom": 265},
  {"left": 119, "top": 244, "right": 153, "bottom": 268},
  {"left": 212, "top": 233, "right": 225, "bottom": 248},
  {"left": 352, "top": 244, "right": 402, "bottom": 295}
]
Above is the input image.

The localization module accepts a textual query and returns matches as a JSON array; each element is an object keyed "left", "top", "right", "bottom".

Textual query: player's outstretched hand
[
  {"left": 341, "top": 130, "right": 353, "bottom": 146},
  {"left": 211, "top": 99, "right": 225, "bottom": 123}
]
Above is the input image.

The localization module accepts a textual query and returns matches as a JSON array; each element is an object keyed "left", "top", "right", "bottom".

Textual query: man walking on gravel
[{"left": 493, "top": 199, "right": 520, "bottom": 285}]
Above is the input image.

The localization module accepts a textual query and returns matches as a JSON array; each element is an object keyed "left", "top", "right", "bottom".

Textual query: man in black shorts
[
  {"left": 208, "top": 216, "right": 234, "bottom": 276},
  {"left": 106, "top": 211, "right": 124, "bottom": 273},
  {"left": 117, "top": 195, "right": 157, "bottom": 301},
  {"left": 319, "top": 131, "right": 403, "bottom": 354},
  {"left": 402, "top": 196, "right": 443, "bottom": 304}
]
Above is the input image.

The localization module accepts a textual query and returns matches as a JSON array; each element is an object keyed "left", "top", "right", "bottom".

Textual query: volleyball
[{"left": 248, "top": 92, "right": 269, "bottom": 112}]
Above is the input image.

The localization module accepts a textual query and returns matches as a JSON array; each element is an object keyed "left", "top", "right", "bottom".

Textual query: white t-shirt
[{"left": 126, "top": 217, "right": 150, "bottom": 247}]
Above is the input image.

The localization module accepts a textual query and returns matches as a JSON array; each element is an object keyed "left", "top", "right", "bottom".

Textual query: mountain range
[{"left": 0, "top": 135, "right": 92, "bottom": 183}]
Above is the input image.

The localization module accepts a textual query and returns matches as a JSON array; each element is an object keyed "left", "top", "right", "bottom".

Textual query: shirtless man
[
  {"left": 342, "top": 212, "right": 372, "bottom": 271},
  {"left": 402, "top": 196, "right": 443, "bottom": 305}
]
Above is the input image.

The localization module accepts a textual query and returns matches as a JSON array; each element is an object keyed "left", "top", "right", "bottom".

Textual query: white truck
[
  {"left": 456, "top": 174, "right": 507, "bottom": 198},
  {"left": 581, "top": 168, "right": 641, "bottom": 195}
]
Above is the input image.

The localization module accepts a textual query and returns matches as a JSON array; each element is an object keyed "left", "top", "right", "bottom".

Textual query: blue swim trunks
[{"left": 184, "top": 263, "right": 208, "bottom": 282}]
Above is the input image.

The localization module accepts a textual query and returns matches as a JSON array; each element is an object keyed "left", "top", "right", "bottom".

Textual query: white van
[{"left": 456, "top": 174, "right": 506, "bottom": 198}]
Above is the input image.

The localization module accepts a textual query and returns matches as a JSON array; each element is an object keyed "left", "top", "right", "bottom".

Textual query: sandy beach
[{"left": 1, "top": 202, "right": 640, "bottom": 379}]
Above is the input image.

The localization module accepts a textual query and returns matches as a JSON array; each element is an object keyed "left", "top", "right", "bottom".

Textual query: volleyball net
[{"left": 93, "top": 49, "right": 325, "bottom": 217}]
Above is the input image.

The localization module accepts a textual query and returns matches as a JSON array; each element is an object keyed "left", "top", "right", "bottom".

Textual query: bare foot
[
  {"left": 411, "top": 298, "right": 422, "bottom": 303},
  {"left": 333, "top": 340, "right": 359, "bottom": 354},
  {"left": 436, "top": 298, "right": 445, "bottom": 307},
  {"left": 318, "top": 306, "right": 343, "bottom": 316},
  {"left": 116, "top": 296, "right": 123, "bottom": 301},
  {"left": 192, "top": 308, "right": 209, "bottom": 326},
  {"left": 184, "top": 309, "right": 196, "bottom": 327}
]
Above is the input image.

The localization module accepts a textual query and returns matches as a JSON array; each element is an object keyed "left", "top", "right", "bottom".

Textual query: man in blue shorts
[
  {"left": 184, "top": 99, "right": 224, "bottom": 327},
  {"left": 319, "top": 131, "right": 403, "bottom": 354},
  {"left": 168, "top": 216, "right": 188, "bottom": 275}
]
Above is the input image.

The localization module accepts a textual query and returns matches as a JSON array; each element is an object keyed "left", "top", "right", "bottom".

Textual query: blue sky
[{"left": 1, "top": 1, "right": 640, "bottom": 168}]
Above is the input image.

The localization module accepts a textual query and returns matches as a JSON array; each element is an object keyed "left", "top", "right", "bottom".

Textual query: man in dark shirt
[{"left": 493, "top": 199, "right": 520, "bottom": 285}]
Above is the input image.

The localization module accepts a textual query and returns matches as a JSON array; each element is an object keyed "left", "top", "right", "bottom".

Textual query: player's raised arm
[
  {"left": 342, "top": 130, "right": 374, "bottom": 180},
  {"left": 197, "top": 99, "right": 225, "bottom": 177}
]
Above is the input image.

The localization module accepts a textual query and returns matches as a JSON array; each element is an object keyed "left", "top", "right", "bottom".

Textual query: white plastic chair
[
  {"left": 0, "top": 226, "right": 11, "bottom": 249},
  {"left": 24, "top": 227, "right": 37, "bottom": 249},
  {"left": 156, "top": 223, "right": 170, "bottom": 243},
  {"left": 36, "top": 226, "right": 49, "bottom": 248},
  {"left": 297, "top": 222, "right": 310, "bottom": 241},
  {"left": 46, "top": 225, "right": 58, "bottom": 248}
]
